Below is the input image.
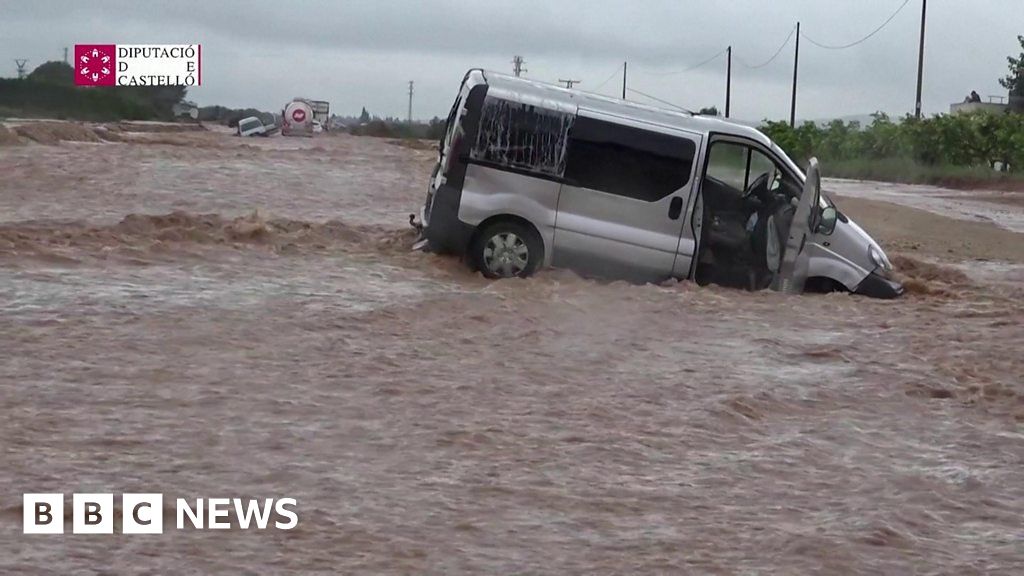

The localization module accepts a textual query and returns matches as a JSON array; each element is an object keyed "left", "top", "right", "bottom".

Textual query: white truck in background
[
  {"left": 281, "top": 99, "right": 314, "bottom": 137},
  {"left": 281, "top": 98, "right": 330, "bottom": 137},
  {"left": 309, "top": 100, "right": 330, "bottom": 131},
  {"left": 236, "top": 116, "right": 275, "bottom": 137}
]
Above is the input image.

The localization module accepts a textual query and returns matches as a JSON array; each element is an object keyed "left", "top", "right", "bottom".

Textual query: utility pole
[
  {"left": 790, "top": 22, "right": 800, "bottom": 127},
  {"left": 64, "top": 47, "right": 69, "bottom": 64},
  {"left": 407, "top": 81, "right": 414, "bottom": 123},
  {"left": 622, "top": 61, "right": 627, "bottom": 99},
  {"left": 725, "top": 46, "right": 732, "bottom": 118},
  {"left": 914, "top": 0, "right": 927, "bottom": 118},
  {"left": 512, "top": 55, "right": 527, "bottom": 77},
  {"left": 559, "top": 79, "right": 581, "bottom": 89},
  {"left": 14, "top": 59, "right": 28, "bottom": 79}
]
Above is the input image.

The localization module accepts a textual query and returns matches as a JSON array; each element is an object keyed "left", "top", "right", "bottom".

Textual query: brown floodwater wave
[
  {"left": 892, "top": 254, "right": 973, "bottom": 297},
  {"left": 0, "top": 210, "right": 995, "bottom": 302},
  {"left": 0, "top": 211, "right": 421, "bottom": 265}
]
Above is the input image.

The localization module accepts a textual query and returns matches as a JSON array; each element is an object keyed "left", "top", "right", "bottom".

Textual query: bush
[
  {"left": 349, "top": 116, "right": 446, "bottom": 141},
  {"left": 27, "top": 61, "right": 74, "bottom": 86},
  {"left": 0, "top": 61, "right": 189, "bottom": 122},
  {"left": 0, "top": 78, "right": 155, "bottom": 121},
  {"left": 761, "top": 111, "right": 1024, "bottom": 173}
]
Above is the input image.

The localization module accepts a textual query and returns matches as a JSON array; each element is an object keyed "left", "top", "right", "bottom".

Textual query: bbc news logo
[
  {"left": 23, "top": 494, "right": 298, "bottom": 534},
  {"left": 74, "top": 44, "right": 201, "bottom": 87}
]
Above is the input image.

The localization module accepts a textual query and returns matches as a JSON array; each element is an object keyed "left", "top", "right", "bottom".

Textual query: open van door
[{"left": 773, "top": 158, "right": 822, "bottom": 294}]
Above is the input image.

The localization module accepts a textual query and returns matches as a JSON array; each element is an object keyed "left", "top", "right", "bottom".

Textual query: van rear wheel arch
[{"left": 468, "top": 216, "right": 545, "bottom": 278}]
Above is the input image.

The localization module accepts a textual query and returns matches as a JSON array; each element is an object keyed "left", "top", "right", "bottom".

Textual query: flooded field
[
  {"left": 825, "top": 178, "right": 1024, "bottom": 234},
  {"left": 1, "top": 127, "right": 1022, "bottom": 575}
]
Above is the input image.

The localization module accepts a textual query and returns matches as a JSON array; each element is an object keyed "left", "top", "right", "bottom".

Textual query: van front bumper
[{"left": 854, "top": 270, "right": 904, "bottom": 299}]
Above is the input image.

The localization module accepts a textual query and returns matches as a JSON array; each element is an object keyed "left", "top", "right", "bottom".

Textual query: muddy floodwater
[{"left": 1, "top": 128, "right": 1022, "bottom": 575}]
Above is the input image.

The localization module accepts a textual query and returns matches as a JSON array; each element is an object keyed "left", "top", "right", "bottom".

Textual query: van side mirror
[{"left": 818, "top": 206, "right": 838, "bottom": 235}]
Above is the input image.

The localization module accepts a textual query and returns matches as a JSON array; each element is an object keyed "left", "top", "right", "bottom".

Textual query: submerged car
[
  {"left": 236, "top": 116, "right": 271, "bottom": 137},
  {"left": 415, "top": 69, "right": 903, "bottom": 298}
]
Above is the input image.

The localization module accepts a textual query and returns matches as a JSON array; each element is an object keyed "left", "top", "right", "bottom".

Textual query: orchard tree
[
  {"left": 27, "top": 61, "right": 73, "bottom": 85},
  {"left": 999, "top": 34, "right": 1024, "bottom": 97}
]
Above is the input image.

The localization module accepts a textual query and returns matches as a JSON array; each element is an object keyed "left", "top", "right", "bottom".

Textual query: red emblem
[
  {"left": 291, "top": 109, "right": 307, "bottom": 123},
  {"left": 74, "top": 45, "right": 116, "bottom": 86}
]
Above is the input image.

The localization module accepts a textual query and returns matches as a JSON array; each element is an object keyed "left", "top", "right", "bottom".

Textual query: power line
[
  {"left": 592, "top": 63, "right": 624, "bottom": 93},
  {"left": 740, "top": 25, "right": 797, "bottom": 69},
  {"left": 633, "top": 48, "right": 728, "bottom": 77},
  {"left": 801, "top": 0, "right": 911, "bottom": 50},
  {"left": 626, "top": 88, "right": 692, "bottom": 114}
]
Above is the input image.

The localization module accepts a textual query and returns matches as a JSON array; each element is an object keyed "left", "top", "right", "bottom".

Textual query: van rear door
[
  {"left": 552, "top": 110, "right": 701, "bottom": 281},
  {"left": 434, "top": 77, "right": 477, "bottom": 191}
]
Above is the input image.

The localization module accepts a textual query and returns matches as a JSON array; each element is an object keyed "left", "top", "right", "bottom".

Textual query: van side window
[
  {"left": 704, "top": 142, "right": 749, "bottom": 193},
  {"left": 705, "top": 141, "right": 797, "bottom": 200},
  {"left": 470, "top": 97, "right": 575, "bottom": 177},
  {"left": 565, "top": 117, "right": 695, "bottom": 202}
]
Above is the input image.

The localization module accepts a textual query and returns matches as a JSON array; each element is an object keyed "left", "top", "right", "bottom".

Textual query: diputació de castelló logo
[
  {"left": 74, "top": 44, "right": 116, "bottom": 86},
  {"left": 74, "top": 44, "right": 201, "bottom": 87}
]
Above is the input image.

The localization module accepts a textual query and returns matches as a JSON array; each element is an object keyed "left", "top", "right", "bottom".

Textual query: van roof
[{"left": 476, "top": 69, "right": 772, "bottom": 147}]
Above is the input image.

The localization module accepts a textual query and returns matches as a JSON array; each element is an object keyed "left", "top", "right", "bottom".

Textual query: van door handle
[{"left": 668, "top": 197, "right": 683, "bottom": 220}]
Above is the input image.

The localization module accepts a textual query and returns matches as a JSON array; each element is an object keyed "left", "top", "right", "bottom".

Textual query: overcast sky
[{"left": 1, "top": 0, "right": 1021, "bottom": 122}]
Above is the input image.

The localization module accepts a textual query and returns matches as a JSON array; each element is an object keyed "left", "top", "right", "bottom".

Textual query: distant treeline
[
  {"left": 348, "top": 116, "right": 446, "bottom": 141},
  {"left": 198, "top": 105, "right": 275, "bottom": 127},
  {"left": 0, "top": 61, "right": 186, "bottom": 121},
  {"left": 0, "top": 62, "right": 451, "bottom": 141},
  {"left": 762, "top": 112, "right": 1024, "bottom": 176}
]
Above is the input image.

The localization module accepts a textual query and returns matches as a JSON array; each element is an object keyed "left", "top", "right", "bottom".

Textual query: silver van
[{"left": 416, "top": 69, "right": 903, "bottom": 298}]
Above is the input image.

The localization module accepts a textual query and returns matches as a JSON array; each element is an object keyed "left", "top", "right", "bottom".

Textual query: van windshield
[{"left": 768, "top": 140, "right": 833, "bottom": 209}]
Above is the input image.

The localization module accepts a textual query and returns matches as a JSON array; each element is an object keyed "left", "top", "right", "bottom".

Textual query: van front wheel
[{"left": 471, "top": 221, "right": 543, "bottom": 279}]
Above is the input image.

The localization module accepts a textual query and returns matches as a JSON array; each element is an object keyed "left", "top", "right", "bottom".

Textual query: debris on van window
[{"left": 471, "top": 98, "right": 574, "bottom": 177}]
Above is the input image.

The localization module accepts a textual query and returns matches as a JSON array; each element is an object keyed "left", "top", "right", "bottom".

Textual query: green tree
[
  {"left": 359, "top": 107, "right": 371, "bottom": 123},
  {"left": 27, "top": 61, "right": 74, "bottom": 85},
  {"left": 426, "top": 116, "right": 445, "bottom": 140},
  {"left": 698, "top": 106, "right": 719, "bottom": 116},
  {"left": 999, "top": 34, "right": 1024, "bottom": 97}
]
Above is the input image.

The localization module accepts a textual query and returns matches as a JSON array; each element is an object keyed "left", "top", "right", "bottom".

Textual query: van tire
[{"left": 471, "top": 220, "right": 543, "bottom": 279}]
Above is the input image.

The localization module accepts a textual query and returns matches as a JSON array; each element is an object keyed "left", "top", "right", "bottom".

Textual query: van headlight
[{"left": 869, "top": 245, "right": 892, "bottom": 273}]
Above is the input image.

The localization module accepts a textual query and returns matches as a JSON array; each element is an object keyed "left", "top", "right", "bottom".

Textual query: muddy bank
[
  {"left": 834, "top": 194, "right": 1024, "bottom": 263},
  {"left": 827, "top": 178, "right": 1024, "bottom": 235},
  {"left": 0, "top": 125, "right": 21, "bottom": 145},
  {"left": 0, "top": 120, "right": 207, "bottom": 146}
]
